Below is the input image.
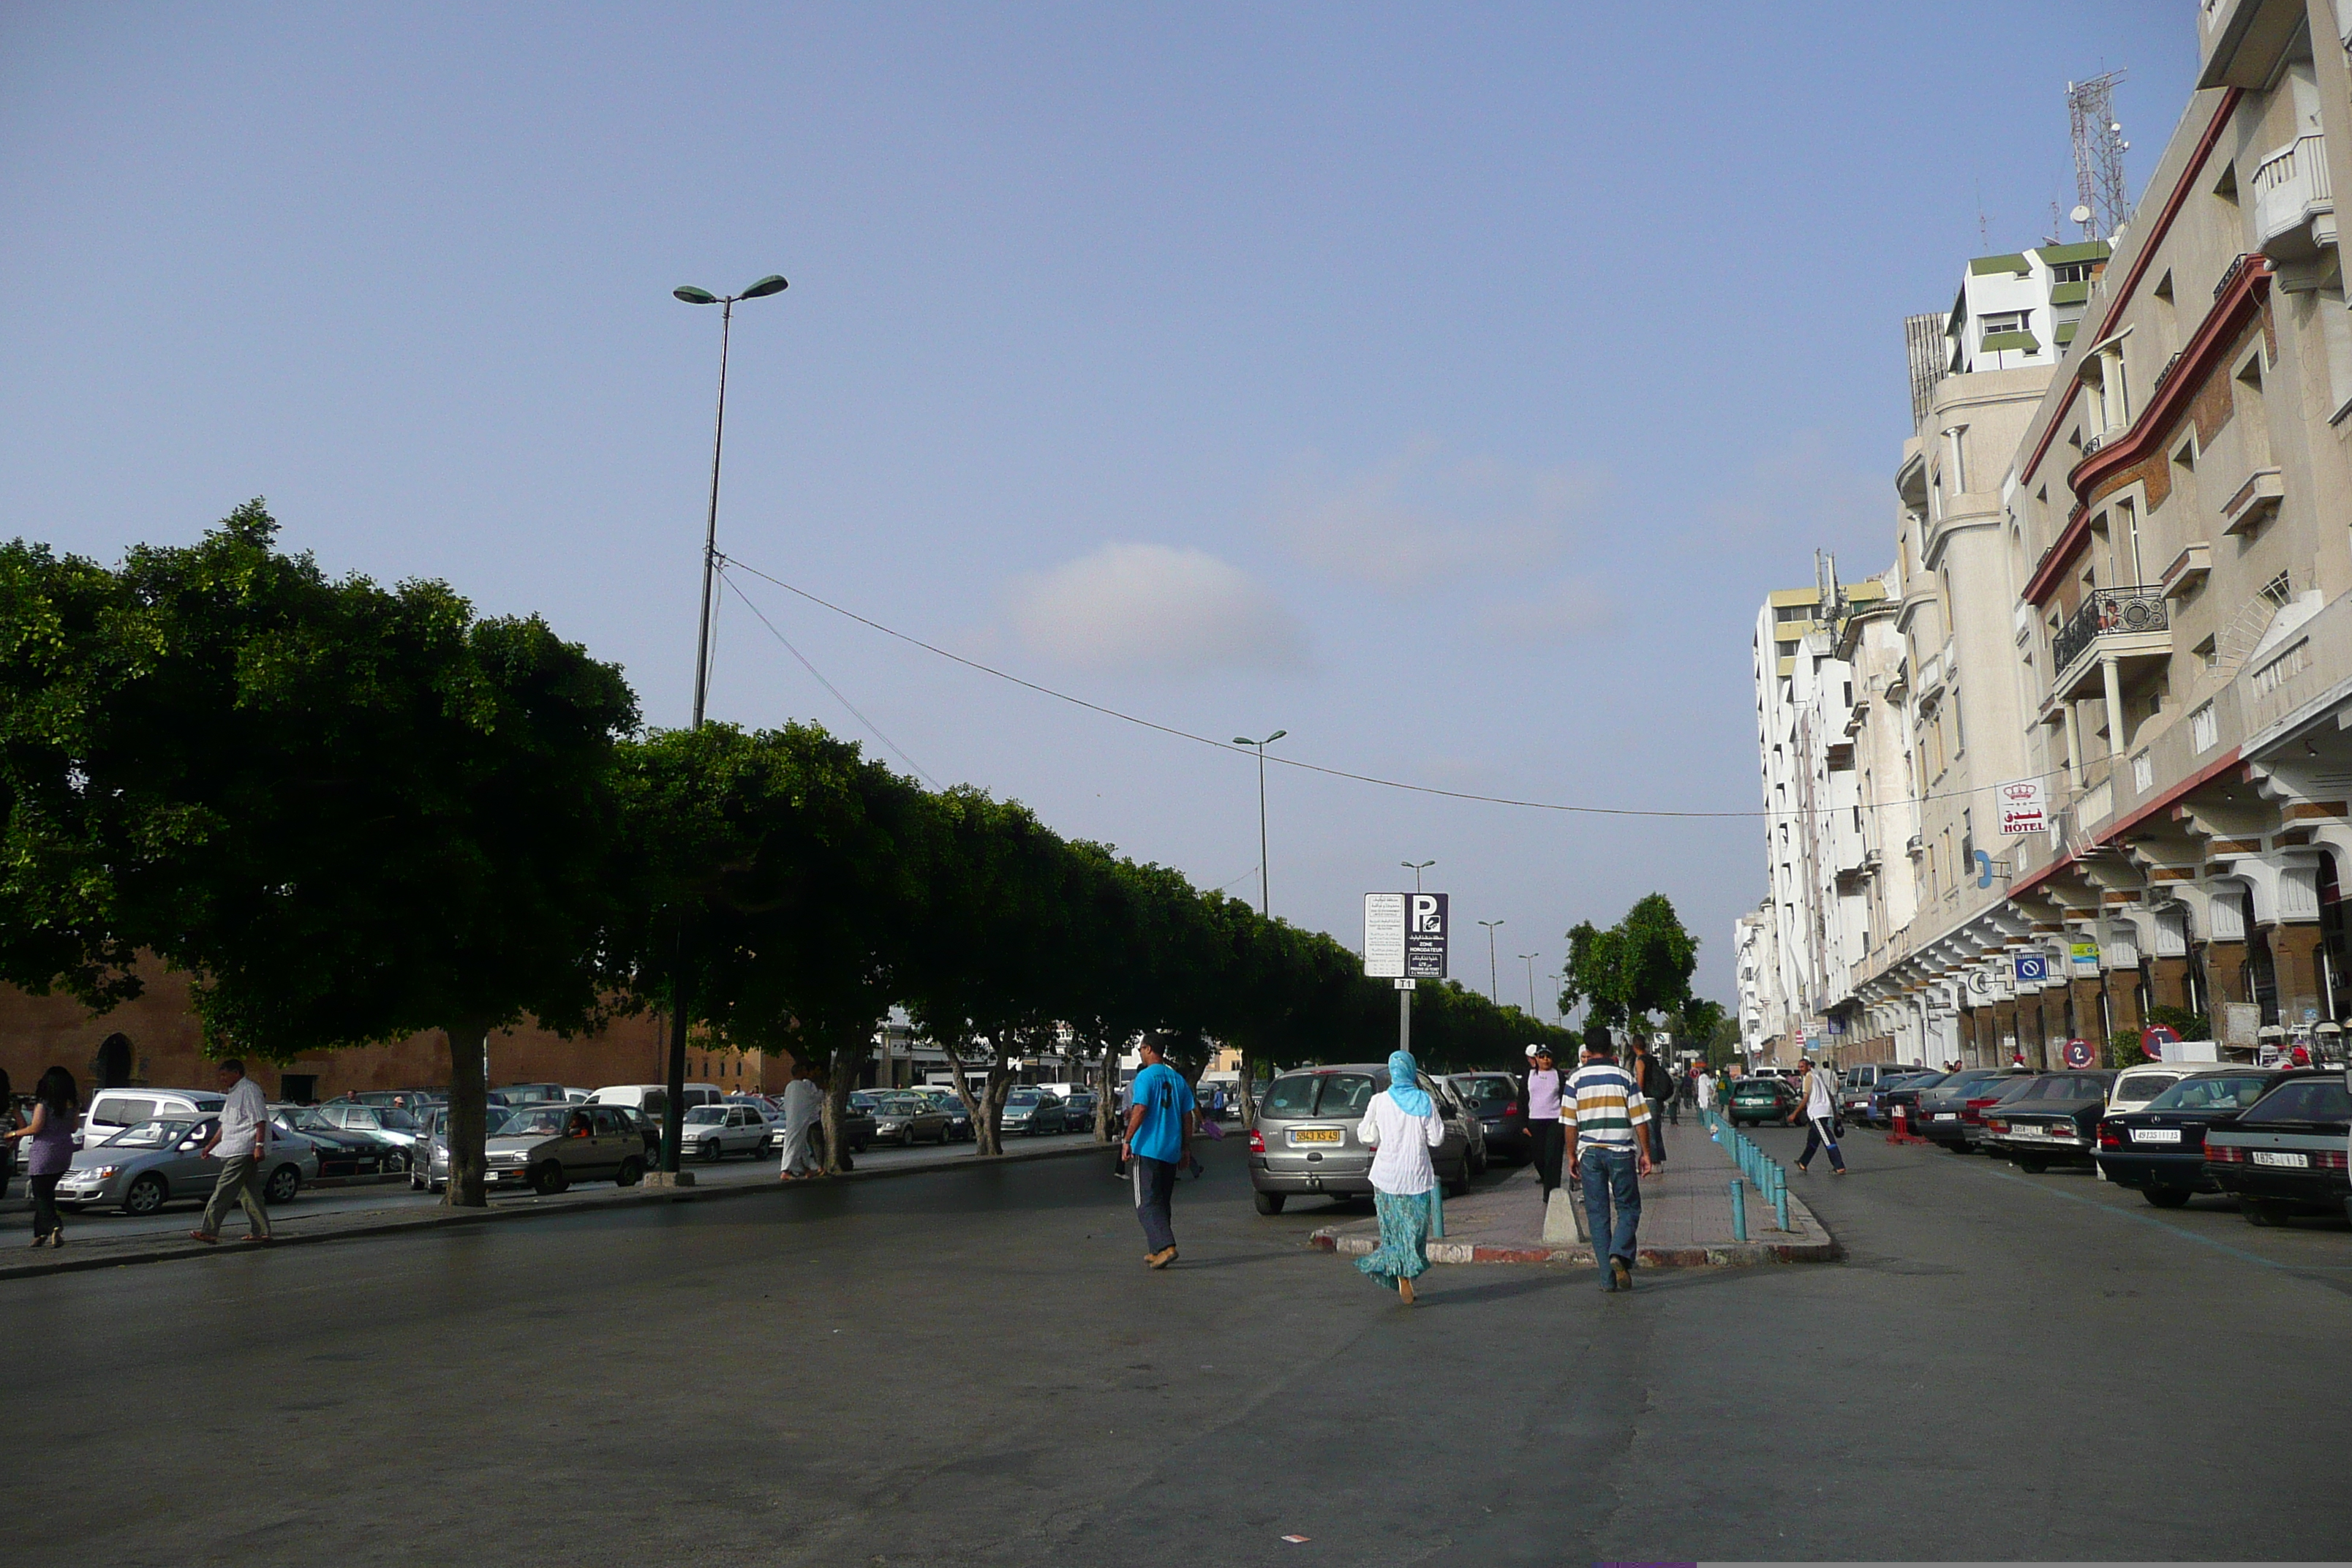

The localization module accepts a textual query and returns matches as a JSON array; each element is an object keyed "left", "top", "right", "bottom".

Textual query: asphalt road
[{"left": 7, "top": 1120, "right": 2349, "bottom": 1566}]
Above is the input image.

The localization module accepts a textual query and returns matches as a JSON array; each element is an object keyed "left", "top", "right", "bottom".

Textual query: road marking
[{"left": 1973, "top": 1164, "right": 2352, "bottom": 1272}]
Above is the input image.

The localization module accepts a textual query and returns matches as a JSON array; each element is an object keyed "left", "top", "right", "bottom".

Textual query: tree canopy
[{"left": 1559, "top": 893, "right": 1701, "bottom": 1039}]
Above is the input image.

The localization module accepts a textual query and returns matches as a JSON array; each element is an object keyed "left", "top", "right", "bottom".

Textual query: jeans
[
  {"left": 1578, "top": 1145, "right": 1641, "bottom": 1266},
  {"left": 1529, "top": 1120, "right": 1565, "bottom": 1197},
  {"left": 1798, "top": 1116, "right": 1846, "bottom": 1172},
  {"left": 200, "top": 1152, "right": 271, "bottom": 1239},
  {"left": 1667, "top": 1090, "right": 1681, "bottom": 1126},
  {"left": 28, "top": 1173, "right": 61, "bottom": 1240},
  {"left": 1131, "top": 1156, "right": 1177, "bottom": 1253},
  {"left": 1645, "top": 1105, "right": 1667, "bottom": 1164}
]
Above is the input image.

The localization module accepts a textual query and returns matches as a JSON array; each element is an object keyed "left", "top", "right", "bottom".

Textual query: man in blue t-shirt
[{"left": 1122, "top": 1039, "right": 1195, "bottom": 1269}]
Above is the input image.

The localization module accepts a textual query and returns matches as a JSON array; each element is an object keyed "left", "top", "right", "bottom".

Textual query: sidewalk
[
  {"left": 1308, "top": 1118, "right": 1835, "bottom": 1268},
  {"left": 0, "top": 1137, "right": 1114, "bottom": 1284}
]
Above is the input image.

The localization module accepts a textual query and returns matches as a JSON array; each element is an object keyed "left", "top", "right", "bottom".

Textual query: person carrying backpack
[{"left": 1790, "top": 1058, "right": 1847, "bottom": 1175}]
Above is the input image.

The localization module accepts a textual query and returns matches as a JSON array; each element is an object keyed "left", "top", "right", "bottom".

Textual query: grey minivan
[{"left": 1248, "top": 1063, "right": 1474, "bottom": 1215}]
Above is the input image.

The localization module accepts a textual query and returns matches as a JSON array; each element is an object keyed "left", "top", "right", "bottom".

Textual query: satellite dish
[{"left": 2070, "top": 203, "right": 2094, "bottom": 226}]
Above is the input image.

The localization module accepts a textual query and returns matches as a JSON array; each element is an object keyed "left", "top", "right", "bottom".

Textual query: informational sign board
[
  {"left": 1405, "top": 892, "right": 1449, "bottom": 979},
  {"left": 2013, "top": 951, "right": 2048, "bottom": 986},
  {"left": 2061, "top": 1038, "right": 2095, "bottom": 1068},
  {"left": 1998, "top": 777, "right": 2046, "bottom": 836},
  {"left": 1362, "top": 894, "right": 1406, "bottom": 979},
  {"left": 2070, "top": 941, "right": 2100, "bottom": 976}
]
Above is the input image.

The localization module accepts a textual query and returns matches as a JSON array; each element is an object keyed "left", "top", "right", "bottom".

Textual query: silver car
[
  {"left": 54, "top": 1117, "right": 320, "bottom": 1217},
  {"left": 1246, "top": 1063, "right": 1474, "bottom": 1216},
  {"left": 870, "top": 1093, "right": 951, "bottom": 1145},
  {"left": 679, "top": 1104, "right": 769, "bottom": 1161},
  {"left": 308, "top": 1103, "right": 423, "bottom": 1168},
  {"left": 484, "top": 1104, "right": 646, "bottom": 1193}
]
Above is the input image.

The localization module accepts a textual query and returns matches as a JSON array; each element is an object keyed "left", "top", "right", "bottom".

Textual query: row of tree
[{"left": 1, "top": 506, "right": 1575, "bottom": 1201}]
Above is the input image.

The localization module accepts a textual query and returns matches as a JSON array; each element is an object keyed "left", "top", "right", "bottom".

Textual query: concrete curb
[{"left": 0, "top": 1138, "right": 1117, "bottom": 1284}]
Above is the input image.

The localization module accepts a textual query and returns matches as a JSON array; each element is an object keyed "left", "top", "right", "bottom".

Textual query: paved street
[{"left": 9, "top": 1123, "right": 2350, "bottom": 1566}]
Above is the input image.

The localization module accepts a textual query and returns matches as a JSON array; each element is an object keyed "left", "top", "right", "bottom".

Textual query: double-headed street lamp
[
  {"left": 1401, "top": 859, "right": 1434, "bottom": 894},
  {"left": 1518, "top": 952, "right": 1540, "bottom": 1015},
  {"left": 1235, "top": 730, "right": 1286, "bottom": 918},
  {"left": 660, "top": 273, "right": 788, "bottom": 1180},
  {"left": 1477, "top": 919, "right": 1504, "bottom": 1003}
]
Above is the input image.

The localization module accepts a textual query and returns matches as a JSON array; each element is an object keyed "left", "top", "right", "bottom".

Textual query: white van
[
  {"left": 80, "top": 1088, "right": 227, "bottom": 1150},
  {"left": 585, "top": 1083, "right": 723, "bottom": 1121}
]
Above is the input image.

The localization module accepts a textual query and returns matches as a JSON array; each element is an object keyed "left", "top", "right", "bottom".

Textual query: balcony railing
[
  {"left": 2051, "top": 584, "right": 2168, "bottom": 674},
  {"left": 2253, "top": 132, "right": 2334, "bottom": 259}
]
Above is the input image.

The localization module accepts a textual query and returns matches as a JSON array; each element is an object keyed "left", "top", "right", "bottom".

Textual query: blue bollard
[
  {"left": 1729, "top": 1177, "right": 1749, "bottom": 1241},
  {"left": 1774, "top": 1180, "right": 1790, "bottom": 1233}
]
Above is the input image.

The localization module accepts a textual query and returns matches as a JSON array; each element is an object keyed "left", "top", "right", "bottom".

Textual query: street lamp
[
  {"left": 661, "top": 272, "right": 788, "bottom": 1181},
  {"left": 1233, "top": 730, "right": 1287, "bottom": 918},
  {"left": 1546, "top": 973, "right": 1561, "bottom": 1024},
  {"left": 1518, "top": 953, "right": 1540, "bottom": 1014},
  {"left": 1477, "top": 919, "right": 1504, "bottom": 1003},
  {"left": 1401, "top": 859, "right": 1435, "bottom": 894}
]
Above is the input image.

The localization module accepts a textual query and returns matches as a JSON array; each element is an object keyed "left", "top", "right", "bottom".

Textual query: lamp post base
[{"left": 644, "top": 1170, "right": 697, "bottom": 1188}]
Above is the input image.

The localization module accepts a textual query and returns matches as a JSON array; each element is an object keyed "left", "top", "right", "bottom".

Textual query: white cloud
[
  {"left": 1006, "top": 543, "right": 1308, "bottom": 676},
  {"left": 1477, "top": 577, "right": 1614, "bottom": 644},
  {"left": 1277, "top": 437, "right": 1609, "bottom": 592}
]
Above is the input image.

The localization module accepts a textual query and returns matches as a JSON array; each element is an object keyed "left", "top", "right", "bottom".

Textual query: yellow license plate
[{"left": 1290, "top": 1128, "right": 1341, "bottom": 1145}]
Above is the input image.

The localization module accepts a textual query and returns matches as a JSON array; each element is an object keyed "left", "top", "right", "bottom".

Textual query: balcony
[
  {"left": 2050, "top": 584, "right": 2171, "bottom": 699},
  {"left": 2253, "top": 133, "right": 2336, "bottom": 261}
]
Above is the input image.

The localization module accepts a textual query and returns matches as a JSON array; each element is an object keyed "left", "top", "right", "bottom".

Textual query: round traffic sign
[{"left": 2061, "top": 1038, "right": 2094, "bottom": 1068}]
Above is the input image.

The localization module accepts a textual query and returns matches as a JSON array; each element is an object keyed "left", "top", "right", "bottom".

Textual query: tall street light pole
[
  {"left": 1518, "top": 953, "right": 1540, "bottom": 1014},
  {"left": 1477, "top": 919, "right": 1504, "bottom": 1003},
  {"left": 661, "top": 273, "right": 788, "bottom": 1181},
  {"left": 1401, "top": 859, "right": 1434, "bottom": 895},
  {"left": 1233, "top": 731, "right": 1287, "bottom": 918}
]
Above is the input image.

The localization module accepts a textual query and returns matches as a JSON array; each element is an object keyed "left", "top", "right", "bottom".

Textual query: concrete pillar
[
  {"left": 2100, "top": 654, "right": 2126, "bottom": 755},
  {"left": 1993, "top": 998, "right": 2020, "bottom": 1063},
  {"left": 2149, "top": 954, "right": 2192, "bottom": 1012},
  {"left": 2106, "top": 974, "right": 2144, "bottom": 1037},
  {"left": 2204, "top": 940, "right": 2248, "bottom": 1009},
  {"left": 2269, "top": 923, "right": 2326, "bottom": 1028},
  {"left": 2069, "top": 977, "right": 2106, "bottom": 1045}
]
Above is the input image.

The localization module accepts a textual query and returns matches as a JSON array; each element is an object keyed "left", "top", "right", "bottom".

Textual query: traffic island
[{"left": 1307, "top": 1121, "right": 1836, "bottom": 1268}]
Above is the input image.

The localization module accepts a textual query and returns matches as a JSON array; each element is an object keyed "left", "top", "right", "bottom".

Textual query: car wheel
[
  {"left": 2143, "top": 1187, "right": 2190, "bottom": 1208},
  {"left": 530, "top": 1162, "right": 570, "bottom": 1196},
  {"left": 1254, "top": 1190, "right": 1286, "bottom": 1215},
  {"left": 615, "top": 1158, "right": 644, "bottom": 1188},
  {"left": 2016, "top": 1157, "right": 2048, "bottom": 1175},
  {"left": 409, "top": 1166, "right": 425, "bottom": 1192},
  {"left": 124, "top": 1173, "right": 167, "bottom": 1216},
  {"left": 2242, "top": 1199, "right": 2286, "bottom": 1226},
  {"left": 382, "top": 1149, "right": 407, "bottom": 1175},
  {"left": 702, "top": 1139, "right": 723, "bottom": 1164},
  {"left": 265, "top": 1164, "right": 301, "bottom": 1205}
]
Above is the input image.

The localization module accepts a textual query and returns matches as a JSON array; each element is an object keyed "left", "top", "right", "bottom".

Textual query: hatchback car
[
  {"left": 55, "top": 1117, "right": 320, "bottom": 1217},
  {"left": 2094, "top": 1068, "right": 2283, "bottom": 1207},
  {"left": 2203, "top": 1071, "right": 2352, "bottom": 1226},
  {"left": 2107, "top": 1065, "right": 2189, "bottom": 1116},
  {"left": 483, "top": 1104, "right": 647, "bottom": 1194},
  {"left": 1980, "top": 1071, "right": 2117, "bottom": 1172},
  {"left": 1450, "top": 1072, "right": 1530, "bottom": 1161},
  {"left": 1247, "top": 1063, "right": 1474, "bottom": 1215},
  {"left": 1000, "top": 1089, "right": 1069, "bottom": 1137},
  {"left": 1727, "top": 1077, "right": 1799, "bottom": 1126},
  {"left": 1869, "top": 1071, "right": 1946, "bottom": 1128},
  {"left": 679, "top": 1104, "right": 770, "bottom": 1161}
]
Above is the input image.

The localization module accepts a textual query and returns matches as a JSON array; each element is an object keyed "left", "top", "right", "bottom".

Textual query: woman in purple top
[
  {"left": 4, "top": 1066, "right": 80, "bottom": 1248},
  {"left": 1525, "top": 1043, "right": 1567, "bottom": 1203}
]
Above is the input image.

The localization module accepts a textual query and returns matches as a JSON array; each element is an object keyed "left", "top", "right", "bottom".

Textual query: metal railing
[{"left": 2051, "top": 584, "right": 2168, "bottom": 674}]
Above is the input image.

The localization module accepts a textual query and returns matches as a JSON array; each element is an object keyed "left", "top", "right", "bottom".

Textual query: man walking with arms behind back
[
  {"left": 1123, "top": 1039, "right": 1194, "bottom": 1270},
  {"left": 1563, "top": 1023, "right": 1652, "bottom": 1292},
  {"left": 191, "top": 1059, "right": 271, "bottom": 1245}
]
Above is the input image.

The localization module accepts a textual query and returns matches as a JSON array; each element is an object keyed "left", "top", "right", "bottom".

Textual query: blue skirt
[{"left": 1357, "top": 1188, "right": 1433, "bottom": 1287}]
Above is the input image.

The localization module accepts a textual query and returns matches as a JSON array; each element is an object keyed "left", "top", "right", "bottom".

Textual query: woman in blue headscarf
[{"left": 1354, "top": 1049, "right": 1448, "bottom": 1305}]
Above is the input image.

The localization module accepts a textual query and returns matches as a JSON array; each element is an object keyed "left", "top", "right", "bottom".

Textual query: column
[
  {"left": 1993, "top": 997, "right": 2020, "bottom": 1063},
  {"left": 2269, "top": 923, "right": 2326, "bottom": 1029},
  {"left": 2149, "top": 955, "right": 2192, "bottom": 1012},
  {"left": 2106, "top": 973, "right": 2144, "bottom": 1037},
  {"left": 2100, "top": 654, "right": 2126, "bottom": 755},
  {"left": 2069, "top": 976, "right": 2106, "bottom": 1048}
]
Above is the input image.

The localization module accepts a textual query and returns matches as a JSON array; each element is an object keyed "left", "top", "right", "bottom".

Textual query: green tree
[{"left": 1559, "top": 894, "right": 1700, "bottom": 1039}]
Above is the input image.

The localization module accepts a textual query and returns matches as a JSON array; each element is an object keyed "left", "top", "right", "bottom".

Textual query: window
[
  {"left": 2195, "top": 635, "right": 2218, "bottom": 669},
  {"left": 1980, "top": 311, "right": 2030, "bottom": 339},
  {"left": 2131, "top": 752, "right": 2153, "bottom": 791},
  {"left": 2251, "top": 640, "right": 2310, "bottom": 696},
  {"left": 2115, "top": 498, "right": 2142, "bottom": 583},
  {"left": 2051, "top": 261, "right": 2095, "bottom": 284},
  {"left": 2191, "top": 701, "right": 2218, "bottom": 753}
]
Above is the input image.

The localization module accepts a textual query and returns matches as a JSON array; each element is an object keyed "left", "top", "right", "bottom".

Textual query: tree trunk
[
  {"left": 939, "top": 1036, "right": 984, "bottom": 1153},
  {"left": 442, "top": 1017, "right": 494, "bottom": 1209},
  {"left": 820, "top": 1025, "right": 872, "bottom": 1175},
  {"left": 1093, "top": 1045, "right": 1115, "bottom": 1143},
  {"left": 977, "top": 1058, "right": 1014, "bottom": 1155}
]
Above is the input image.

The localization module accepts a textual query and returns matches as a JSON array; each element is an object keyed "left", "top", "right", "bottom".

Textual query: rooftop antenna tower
[{"left": 2067, "top": 69, "right": 2131, "bottom": 240}]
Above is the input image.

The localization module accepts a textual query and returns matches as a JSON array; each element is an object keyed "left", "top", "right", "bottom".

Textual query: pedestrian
[
  {"left": 1634, "top": 1039, "right": 1674, "bottom": 1164},
  {"left": 0, "top": 1068, "right": 15, "bottom": 1203},
  {"left": 1564, "top": 1023, "right": 1653, "bottom": 1292},
  {"left": 1790, "top": 1055, "right": 1847, "bottom": 1176},
  {"left": 4, "top": 1066, "right": 77, "bottom": 1248},
  {"left": 1524, "top": 1043, "right": 1567, "bottom": 1202},
  {"left": 190, "top": 1058, "right": 272, "bottom": 1245},
  {"left": 777, "top": 1060, "right": 822, "bottom": 1180},
  {"left": 1122, "top": 1038, "right": 1193, "bottom": 1269},
  {"left": 1355, "top": 1047, "right": 1448, "bottom": 1306},
  {"left": 1695, "top": 1066, "right": 1716, "bottom": 1115}
]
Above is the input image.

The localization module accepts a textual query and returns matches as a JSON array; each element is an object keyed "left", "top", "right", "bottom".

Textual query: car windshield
[
  {"left": 2145, "top": 1074, "right": 2273, "bottom": 1112},
  {"left": 1458, "top": 1077, "right": 1515, "bottom": 1107},
  {"left": 2239, "top": 1078, "right": 2352, "bottom": 1124},
  {"left": 684, "top": 1107, "right": 727, "bottom": 1125},
  {"left": 1891, "top": 1073, "right": 1945, "bottom": 1089},
  {"left": 849, "top": 1093, "right": 884, "bottom": 1110},
  {"left": 100, "top": 1119, "right": 195, "bottom": 1150},
  {"left": 494, "top": 1107, "right": 575, "bottom": 1137},
  {"left": 376, "top": 1109, "right": 420, "bottom": 1131},
  {"left": 1006, "top": 1090, "right": 1041, "bottom": 1106}
]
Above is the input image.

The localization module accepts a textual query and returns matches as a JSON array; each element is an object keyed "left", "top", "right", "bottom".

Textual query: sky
[{"left": 0, "top": 2, "right": 2198, "bottom": 1013}]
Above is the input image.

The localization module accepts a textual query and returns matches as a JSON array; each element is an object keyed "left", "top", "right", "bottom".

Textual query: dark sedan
[
  {"left": 2204, "top": 1071, "right": 2352, "bottom": 1226},
  {"left": 1450, "top": 1072, "right": 1530, "bottom": 1161},
  {"left": 1726, "top": 1077, "right": 1798, "bottom": 1126},
  {"left": 2095, "top": 1068, "right": 2283, "bottom": 1207},
  {"left": 1980, "top": 1070, "right": 2117, "bottom": 1172},
  {"left": 1874, "top": 1071, "right": 1948, "bottom": 1128},
  {"left": 1917, "top": 1068, "right": 2035, "bottom": 1152}
]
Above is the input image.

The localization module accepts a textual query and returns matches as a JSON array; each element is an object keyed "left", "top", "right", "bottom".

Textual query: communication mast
[{"left": 2067, "top": 70, "right": 2131, "bottom": 240}]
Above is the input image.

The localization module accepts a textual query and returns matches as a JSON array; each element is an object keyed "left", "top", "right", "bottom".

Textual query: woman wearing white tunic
[
  {"left": 1355, "top": 1049, "right": 1448, "bottom": 1305},
  {"left": 777, "top": 1062, "right": 823, "bottom": 1179}
]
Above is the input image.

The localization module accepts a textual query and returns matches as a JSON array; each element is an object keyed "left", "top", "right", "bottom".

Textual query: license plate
[
  {"left": 1289, "top": 1128, "right": 1341, "bottom": 1145},
  {"left": 2251, "top": 1150, "right": 2310, "bottom": 1168},
  {"left": 1934, "top": 1112, "right": 1958, "bottom": 1121},
  {"left": 2131, "top": 1128, "right": 2182, "bottom": 1144}
]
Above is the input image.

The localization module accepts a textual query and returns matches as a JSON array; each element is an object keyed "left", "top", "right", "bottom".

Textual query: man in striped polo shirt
[{"left": 1562, "top": 1021, "right": 1654, "bottom": 1292}]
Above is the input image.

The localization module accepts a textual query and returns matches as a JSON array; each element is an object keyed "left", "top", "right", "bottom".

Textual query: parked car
[
  {"left": 1727, "top": 1077, "right": 1800, "bottom": 1126},
  {"left": 78, "top": 1088, "right": 226, "bottom": 1151},
  {"left": 1247, "top": 1063, "right": 1474, "bottom": 1215},
  {"left": 56, "top": 1116, "right": 319, "bottom": 1216},
  {"left": 920, "top": 1093, "right": 975, "bottom": 1142},
  {"left": 306, "top": 1102, "right": 423, "bottom": 1167},
  {"left": 867, "top": 1093, "right": 951, "bottom": 1145},
  {"left": 1915, "top": 1068, "right": 2035, "bottom": 1152},
  {"left": 2095, "top": 1068, "right": 2284, "bottom": 1207},
  {"left": 1061, "top": 1090, "right": 1100, "bottom": 1127},
  {"left": 2202, "top": 1070, "right": 2352, "bottom": 1226},
  {"left": 1450, "top": 1071, "right": 1531, "bottom": 1161},
  {"left": 483, "top": 1103, "right": 647, "bottom": 1194},
  {"left": 1439, "top": 1077, "right": 1488, "bottom": 1175},
  {"left": 269, "top": 1105, "right": 396, "bottom": 1176},
  {"left": 2106, "top": 1065, "right": 2189, "bottom": 1116},
  {"left": 335, "top": 1090, "right": 441, "bottom": 1112},
  {"left": 1872, "top": 1071, "right": 1948, "bottom": 1128},
  {"left": 807, "top": 1098, "right": 876, "bottom": 1160},
  {"left": 584, "top": 1084, "right": 724, "bottom": 1119},
  {"left": 1980, "top": 1071, "right": 2117, "bottom": 1172},
  {"left": 1000, "top": 1088, "right": 1070, "bottom": 1137},
  {"left": 679, "top": 1104, "right": 771, "bottom": 1161}
]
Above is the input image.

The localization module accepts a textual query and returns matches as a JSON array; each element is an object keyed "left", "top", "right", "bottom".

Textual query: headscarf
[{"left": 1385, "top": 1049, "right": 1433, "bottom": 1117}]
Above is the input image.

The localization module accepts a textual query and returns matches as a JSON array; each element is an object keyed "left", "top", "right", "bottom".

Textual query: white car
[
  {"left": 679, "top": 1104, "right": 769, "bottom": 1161},
  {"left": 2106, "top": 1064, "right": 2187, "bottom": 1116}
]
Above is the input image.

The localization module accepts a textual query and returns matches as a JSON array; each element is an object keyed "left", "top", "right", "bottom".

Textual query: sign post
[{"left": 1367, "top": 892, "right": 1447, "bottom": 1060}]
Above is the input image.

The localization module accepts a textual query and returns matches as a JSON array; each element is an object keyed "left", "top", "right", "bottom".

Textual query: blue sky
[{"left": 0, "top": 3, "right": 2195, "bottom": 1010}]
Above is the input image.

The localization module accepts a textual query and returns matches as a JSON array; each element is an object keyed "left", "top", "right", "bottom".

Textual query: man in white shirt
[
  {"left": 1793, "top": 1058, "right": 1847, "bottom": 1175},
  {"left": 192, "top": 1059, "right": 273, "bottom": 1243},
  {"left": 777, "top": 1061, "right": 823, "bottom": 1180}
]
